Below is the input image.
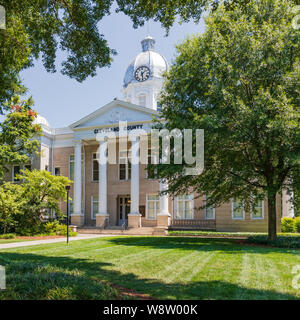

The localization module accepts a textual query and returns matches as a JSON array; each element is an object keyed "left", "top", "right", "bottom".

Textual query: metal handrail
[{"left": 121, "top": 221, "right": 127, "bottom": 231}]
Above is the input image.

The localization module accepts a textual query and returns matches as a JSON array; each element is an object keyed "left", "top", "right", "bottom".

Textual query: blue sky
[{"left": 20, "top": 10, "right": 205, "bottom": 128}]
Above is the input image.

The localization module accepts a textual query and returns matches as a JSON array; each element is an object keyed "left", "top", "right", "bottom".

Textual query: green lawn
[
  {"left": 0, "top": 239, "right": 36, "bottom": 244},
  {"left": 0, "top": 236, "right": 299, "bottom": 300},
  {"left": 168, "top": 230, "right": 300, "bottom": 237}
]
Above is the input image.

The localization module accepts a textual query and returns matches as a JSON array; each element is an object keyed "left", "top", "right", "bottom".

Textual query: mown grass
[
  {"left": 0, "top": 239, "right": 36, "bottom": 244},
  {"left": 168, "top": 230, "right": 300, "bottom": 237},
  {"left": 0, "top": 236, "right": 299, "bottom": 300}
]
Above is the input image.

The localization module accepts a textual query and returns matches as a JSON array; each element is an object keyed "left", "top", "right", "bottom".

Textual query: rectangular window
[
  {"left": 205, "top": 195, "right": 215, "bottom": 219},
  {"left": 54, "top": 167, "right": 60, "bottom": 176},
  {"left": 119, "top": 149, "right": 131, "bottom": 180},
  {"left": 91, "top": 196, "right": 99, "bottom": 220},
  {"left": 69, "top": 154, "right": 84, "bottom": 181},
  {"left": 232, "top": 199, "right": 245, "bottom": 220},
  {"left": 146, "top": 195, "right": 160, "bottom": 220},
  {"left": 69, "top": 155, "right": 74, "bottom": 180},
  {"left": 92, "top": 153, "right": 99, "bottom": 181},
  {"left": 175, "top": 195, "right": 194, "bottom": 219},
  {"left": 13, "top": 165, "right": 20, "bottom": 182},
  {"left": 69, "top": 200, "right": 74, "bottom": 215},
  {"left": 251, "top": 199, "right": 264, "bottom": 219}
]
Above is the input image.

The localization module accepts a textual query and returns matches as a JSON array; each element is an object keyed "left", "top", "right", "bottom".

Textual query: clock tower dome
[{"left": 122, "top": 36, "right": 169, "bottom": 110}]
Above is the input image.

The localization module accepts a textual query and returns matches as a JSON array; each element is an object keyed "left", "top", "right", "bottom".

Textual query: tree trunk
[{"left": 267, "top": 192, "right": 277, "bottom": 241}]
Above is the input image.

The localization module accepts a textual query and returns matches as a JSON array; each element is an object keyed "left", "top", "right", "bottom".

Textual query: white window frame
[
  {"left": 205, "top": 196, "right": 215, "bottom": 220},
  {"left": 92, "top": 152, "right": 99, "bottom": 182},
  {"left": 91, "top": 195, "right": 99, "bottom": 220},
  {"left": 250, "top": 200, "right": 264, "bottom": 220},
  {"left": 119, "top": 149, "right": 131, "bottom": 181},
  {"left": 146, "top": 194, "right": 160, "bottom": 220},
  {"left": 54, "top": 167, "right": 61, "bottom": 176},
  {"left": 12, "top": 163, "right": 32, "bottom": 182},
  {"left": 69, "top": 200, "right": 74, "bottom": 215},
  {"left": 174, "top": 195, "right": 194, "bottom": 220},
  {"left": 232, "top": 199, "right": 245, "bottom": 220},
  {"left": 12, "top": 165, "right": 21, "bottom": 182},
  {"left": 69, "top": 154, "right": 74, "bottom": 180}
]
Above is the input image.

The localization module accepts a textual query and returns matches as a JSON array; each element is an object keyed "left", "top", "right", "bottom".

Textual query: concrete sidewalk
[{"left": 0, "top": 234, "right": 117, "bottom": 250}]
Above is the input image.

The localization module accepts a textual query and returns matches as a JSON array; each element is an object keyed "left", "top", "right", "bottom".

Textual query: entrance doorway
[{"left": 118, "top": 196, "right": 131, "bottom": 226}]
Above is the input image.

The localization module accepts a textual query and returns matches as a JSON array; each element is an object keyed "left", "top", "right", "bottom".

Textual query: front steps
[{"left": 78, "top": 226, "right": 168, "bottom": 236}]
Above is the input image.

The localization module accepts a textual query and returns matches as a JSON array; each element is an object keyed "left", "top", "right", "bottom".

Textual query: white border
[
  {"left": 205, "top": 195, "right": 215, "bottom": 220},
  {"left": 174, "top": 194, "right": 194, "bottom": 220},
  {"left": 92, "top": 152, "right": 99, "bottom": 182},
  {"left": 231, "top": 199, "right": 245, "bottom": 220},
  {"left": 250, "top": 200, "right": 264, "bottom": 220},
  {"left": 91, "top": 195, "right": 98, "bottom": 220},
  {"left": 146, "top": 194, "right": 159, "bottom": 220}
]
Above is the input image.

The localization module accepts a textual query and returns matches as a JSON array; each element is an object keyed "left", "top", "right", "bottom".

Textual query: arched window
[{"left": 137, "top": 93, "right": 146, "bottom": 107}]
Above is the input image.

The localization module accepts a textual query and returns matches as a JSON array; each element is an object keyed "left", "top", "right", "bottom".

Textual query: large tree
[
  {"left": 2, "top": 0, "right": 282, "bottom": 113},
  {"left": 154, "top": 0, "right": 300, "bottom": 240},
  {"left": 14, "top": 169, "right": 71, "bottom": 235},
  {"left": 0, "top": 96, "right": 41, "bottom": 181}
]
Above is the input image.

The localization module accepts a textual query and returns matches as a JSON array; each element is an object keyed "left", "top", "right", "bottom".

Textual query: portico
[{"left": 70, "top": 112, "right": 170, "bottom": 229}]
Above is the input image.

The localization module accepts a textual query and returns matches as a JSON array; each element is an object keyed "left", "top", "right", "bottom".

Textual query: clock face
[{"left": 135, "top": 66, "right": 150, "bottom": 82}]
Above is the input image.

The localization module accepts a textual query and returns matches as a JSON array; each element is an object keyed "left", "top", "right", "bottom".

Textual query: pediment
[{"left": 70, "top": 100, "right": 158, "bottom": 130}]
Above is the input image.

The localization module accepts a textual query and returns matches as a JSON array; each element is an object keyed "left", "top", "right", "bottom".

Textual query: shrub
[
  {"left": 13, "top": 170, "right": 71, "bottom": 235},
  {"left": 43, "top": 220, "right": 60, "bottom": 235},
  {"left": 281, "top": 217, "right": 296, "bottom": 233},
  {"left": 43, "top": 221, "right": 77, "bottom": 237},
  {"left": 295, "top": 217, "right": 300, "bottom": 233},
  {"left": 248, "top": 235, "right": 300, "bottom": 248},
  {"left": 0, "top": 233, "right": 16, "bottom": 239},
  {"left": 55, "top": 224, "right": 77, "bottom": 237}
]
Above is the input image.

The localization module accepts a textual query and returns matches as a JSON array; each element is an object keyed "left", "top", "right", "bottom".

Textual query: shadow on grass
[
  {"left": 108, "top": 236, "right": 298, "bottom": 255},
  {"left": 0, "top": 247, "right": 298, "bottom": 300}
]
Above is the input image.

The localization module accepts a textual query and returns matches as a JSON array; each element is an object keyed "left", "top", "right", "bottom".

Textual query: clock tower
[{"left": 122, "top": 36, "right": 169, "bottom": 110}]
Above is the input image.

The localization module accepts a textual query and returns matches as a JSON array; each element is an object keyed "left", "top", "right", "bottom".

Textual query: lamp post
[{"left": 65, "top": 185, "right": 71, "bottom": 244}]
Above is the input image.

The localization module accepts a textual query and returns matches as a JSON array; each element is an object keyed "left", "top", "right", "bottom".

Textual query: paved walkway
[{"left": 0, "top": 234, "right": 117, "bottom": 250}]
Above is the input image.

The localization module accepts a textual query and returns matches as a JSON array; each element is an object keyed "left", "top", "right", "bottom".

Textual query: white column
[
  {"left": 98, "top": 139, "right": 108, "bottom": 215},
  {"left": 157, "top": 179, "right": 171, "bottom": 227},
  {"left": 159, "top": 180, "right": 170, "bottom": 215},
  {"left": 73, "top": 140, "right": 82, "bottom": 215},
  {"left": 130, "top": 136, "right": 140, "bottom": 215}
]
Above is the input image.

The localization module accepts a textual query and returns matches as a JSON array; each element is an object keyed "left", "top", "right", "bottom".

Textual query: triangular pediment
[{"left": 69, "top": 99, "right": 158, "bottom": 130}]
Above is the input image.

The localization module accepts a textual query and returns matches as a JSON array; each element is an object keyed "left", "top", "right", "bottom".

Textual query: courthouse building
[{"left": 5, "top": 36, "right": 293, "bottom": 232}]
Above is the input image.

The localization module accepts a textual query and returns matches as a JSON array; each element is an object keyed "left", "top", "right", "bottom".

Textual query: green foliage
[
  {"left": 43, "top": 221, "right": 77, "bottom": 237},
  {"left": 14, "top": 169, "right": 71, "bottom": 235},
  {"left": 247, "top": 235, "right": 300, "bottom": 248},
  {"left": 294, "top": 185, "right": 300, "bottom": 217},
  {"left": 281, "top": 217, "right": 296, "bottom": 233},
  {"left": 0, "top": 233, "right": 16, "bottom": 239},
  {"left": 0, "top": 236, "right": 299, "bottom": 300},
  {"left": 0, "top": 96, "right": 41, "bottom": 181},
  {"left": 0, "top": 183, "right": 23, "bottom": 234},
  {"left": 0, "top": 170, "right": 71, "bottom": 236},
  {"left": 1, "top": 0, "right": 278, "bottom": 112},
  {"left": 155, "top": 0, "right": 300, "bottom": 241},
  {"left": 0, "top": 0, "right": 116, "bottom": 109},
  {"left": 43, "top": 220, "right": 61, "bottom": 235},
  {"left": 0, "top": 261, "right": 118, "bottom": 300},
  {"left": 295, "top": 217, "right": 300, "bottom": 232}
]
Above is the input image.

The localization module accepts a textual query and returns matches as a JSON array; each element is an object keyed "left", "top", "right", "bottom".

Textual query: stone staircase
[{"left": 77, "top": 226, "right": 167, "bottom": 236}]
